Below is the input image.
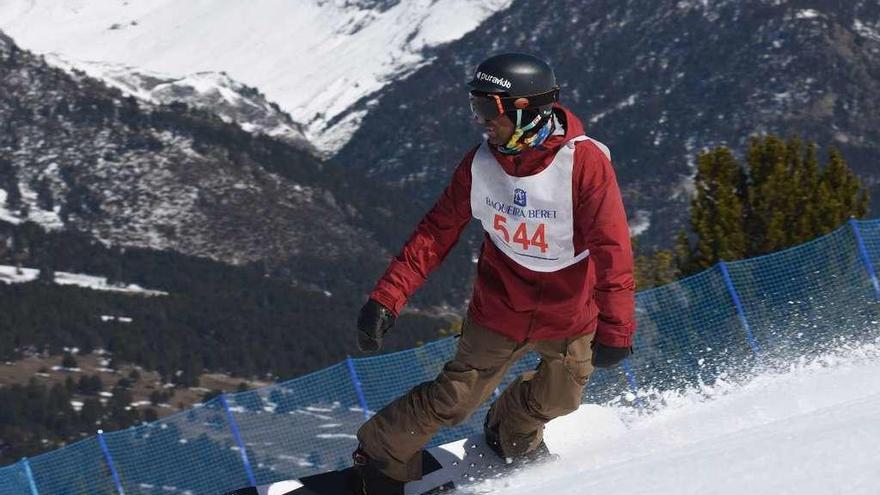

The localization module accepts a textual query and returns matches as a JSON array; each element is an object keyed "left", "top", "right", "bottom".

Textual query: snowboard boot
[
  {"left": 350, "top": 447, "right": 405, "bottom": 495},
  {"left": 484, "top": 417, "right": 557, "bottom": 468}
]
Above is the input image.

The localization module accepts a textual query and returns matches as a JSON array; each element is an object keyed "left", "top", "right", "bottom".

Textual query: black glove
[
  {"left": 591, "top": 341, "right": 632, "bottom": 368},
  {"left": 357, "top": 299, "right": 396, "bottom": 353}
]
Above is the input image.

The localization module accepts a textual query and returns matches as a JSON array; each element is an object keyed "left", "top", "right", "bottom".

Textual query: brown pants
[{"left": 356, "top": 318, "right": 595, "bottom": 482}]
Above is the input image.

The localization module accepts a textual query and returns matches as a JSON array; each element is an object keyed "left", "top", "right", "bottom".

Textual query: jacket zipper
[{"left": 525, "top": 275, "right": 546, "bottom": 340}]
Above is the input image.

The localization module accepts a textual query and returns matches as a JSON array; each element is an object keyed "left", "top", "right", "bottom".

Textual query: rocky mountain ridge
[
  {"left": 336, "top": 0, "right": 880, "bottom": 246},
  {"left": 0, "top": 0, "right": 512, "bottom": 153},
  {"left": 0, "top": 31, "right": 417, "bottom": 298},
  {"left": 46, "top": 56, "right": 315, "bottom": 153}
]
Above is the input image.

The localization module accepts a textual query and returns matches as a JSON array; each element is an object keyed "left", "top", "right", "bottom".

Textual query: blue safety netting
[
  {"left": 103, "top": 397, "right": 250, "bottom": 494},
  {"left": 228, "top": 363, "right": 365, "bottom": 485},
  {"left": 0, "top": 462, "right": 32, "bottom": 495},
  {"left": 2, "top": 219, "right": 879, "bottom": 495},
  {"left": 725, "top": 224, "right": 879, "bottom": 357},
  {"left": 858, "top": 219, "right": 880, "bottom": 296},
  {"left": 24, "top": 437, "right": 113, "bottom": 495}
]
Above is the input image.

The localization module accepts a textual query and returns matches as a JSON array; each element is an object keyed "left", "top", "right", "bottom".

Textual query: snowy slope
[
  {"left": 467, "top": 340, "right": 880, "bottom": 495},
  {"left": 46, "top": 56, "right": 314, "bottom": 150},
  {"left": 0, "top": 265, "right": 167, "bottom": 295},
  {"left": 242, "top": 337, "right": 880, "bottom": 495},
  {"left": 0, "top": 0, "right": 512, "bottom": 152},
  {"left": 0, "top": 187, "right": 63, "bottom": 230}
]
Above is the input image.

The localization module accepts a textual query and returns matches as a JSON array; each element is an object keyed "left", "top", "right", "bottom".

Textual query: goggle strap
[
  {"left": 493, "top": 94, "right": 504, "bottom": 117},
  {"left": 507, "top": 88, "right": 559, "bottom": 110}
]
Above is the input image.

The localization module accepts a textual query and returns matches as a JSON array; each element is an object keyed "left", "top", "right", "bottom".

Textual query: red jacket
[{"left": 371, "top": 106, "right": 636, "bottom": 348}]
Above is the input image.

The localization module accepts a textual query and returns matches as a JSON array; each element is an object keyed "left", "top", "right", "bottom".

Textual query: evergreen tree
[
  {"left": 0, "top": 157, "right": 22, "bottom": 211},
  {"left": 791, "top": 142, "right": 821, "bottom": 244},
  {"left": 80, "top": 397, "right": 103, "bottom": 427},
  {"left": 815, "top": 148, "right": 870, "bottom": 232},
  {"left": 688, "top": 147, "right": 747, "bottom": 271},
  {"left": 680, "top": 135, "right": 870, "bottom": 271},
  {"left": 107, "top": 385, "right": 138, "bottom": 429},
  {"left": 634, "top": 245, "right": 680, "bottom": 289},
  {"left": 78, "top": 375, "right": 103, "bottom": 395},
  {"left": 61, "top": 353, "right": 78, "bottom": 369},
  {"left": 35, "top": 177, "right": 54, "bottom": 211},
  {"left": 37, "top": 259, "right": 55, "bottom": 284},
  {"left": 746, "top": 136, "right": 790, "bottom": 255},
  {"left": 64, "top": 375, "right": 76, "bottom": 394}
]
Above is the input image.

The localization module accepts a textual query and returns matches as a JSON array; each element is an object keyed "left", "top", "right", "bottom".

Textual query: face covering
[{"left": 498, "top": 107, "right": 555, "bottom": 154}]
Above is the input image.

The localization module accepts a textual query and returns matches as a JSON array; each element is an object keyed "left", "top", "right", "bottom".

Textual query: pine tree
[
  {"left": 679, "top": 135, "right": 869, "bottom": 272},
  {"left": 688, "top": 147, "right": 747, "bottom": 271},
  {"left": 80, "top": 397, "right": 103, "bottom": 426},
  {"left": 634, "top": 241, "right": 681, "bottom": 289},
  {"left": 746, "top": 136, "right": 789, "bottom": 255},
  {"left": 674, "top": 230, "right": 695, "bottom": 275},
  {"left": 78, "top": 375, "right": 103, "bottom": 395},
  {"left": 35, "top": 178, "right": 54, "bottom": 212},
  {"left": 815, "top": 148, "right": 870, "bottom": 232},
  {"left": 792, "top": 142, "right": 821, "bottom": 244},
  {"left": 38, "top": 258, "right": 55, "bottom": 284},
  {"left": 61, "top": 353, "right": 78, "bottom": 369},
  {"left": 0, "top": 157, "right": 22, "bottom": 211}
]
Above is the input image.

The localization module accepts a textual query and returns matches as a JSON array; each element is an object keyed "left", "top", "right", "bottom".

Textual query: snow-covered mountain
[
  {"left": 0, "top": 0, "right": 513, "bottom": 153},
  {"left": 47, "top": 56, "right": 314, "bottom": 152},
  {"left": 2, "top": 0, "right": 876, "bottom": 249},
  {"left": 335, "top": 0, "right": 880, "bottom": 246},
  {"left": 0, "top": 31, "right": 413, "bottom": 293}
]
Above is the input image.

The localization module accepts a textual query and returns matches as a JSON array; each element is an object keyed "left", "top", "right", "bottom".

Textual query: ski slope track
[
  {"left": 467, "top": 338, "right": 880, "bottom": 495},
  {"left": 0, "top": 0, "right": 512, "bottom": 153}
]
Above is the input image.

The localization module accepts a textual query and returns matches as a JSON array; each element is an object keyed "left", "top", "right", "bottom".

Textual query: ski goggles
[{"left": 469, "top": 89, "right": 559, "bottom": 120}]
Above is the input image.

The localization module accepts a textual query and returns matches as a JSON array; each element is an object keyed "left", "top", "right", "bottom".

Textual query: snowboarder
[{"left": 352, "top": 52, "right": 636, "bottom": 494}]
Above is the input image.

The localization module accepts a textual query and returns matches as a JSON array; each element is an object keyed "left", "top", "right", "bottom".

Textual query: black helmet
[
  {"left": 468, "top": 53, "right": 558, "bottom": 96},
  {"left": 467, "top": 53, "right": 560, "bottom": 153},
  {"left": 468, "top": 53, "right": 559, "bottom": 121}
]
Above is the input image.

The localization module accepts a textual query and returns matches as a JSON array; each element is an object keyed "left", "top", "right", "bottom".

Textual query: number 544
[{"left": 493, "top": 214, "right": 549, "bottom": 253}]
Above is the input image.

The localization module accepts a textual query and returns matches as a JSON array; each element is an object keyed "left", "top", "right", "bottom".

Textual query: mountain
[
  {"left": 0, "top": 30, "right": 466, "bottom": 375},
  {"left": 0, "top": 0, "right": 513, "bottom": 153},
  {"left": 46, "top": 56, "right": 315, "bottom": 152},
  {"left": 4, "top": 1, "right": 877, "bottom": 248},
  {"left": 0, "top": 30, "right": 410, "bottom": 291},
  {"left": 334, "top": 0, "right": 880, "bottom": 246}
]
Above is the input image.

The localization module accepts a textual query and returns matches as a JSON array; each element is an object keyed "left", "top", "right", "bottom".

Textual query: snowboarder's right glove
[
  {"left": 357, "top": 299, "right": 396, "bottom": 353},
  {"left": 591, "top": 342, "right": 632, "bottom": 368}
]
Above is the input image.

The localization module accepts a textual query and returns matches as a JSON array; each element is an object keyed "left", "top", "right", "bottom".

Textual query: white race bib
[{"left": 470, "top": 136, "right": 606, "bottom": 272}]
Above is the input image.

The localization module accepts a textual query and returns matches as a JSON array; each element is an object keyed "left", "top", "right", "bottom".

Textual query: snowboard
[{"left": 223, "top": 434, "right": 539, "bottom": 495}]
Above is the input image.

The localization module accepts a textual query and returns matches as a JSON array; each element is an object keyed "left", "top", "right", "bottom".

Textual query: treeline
[
  {"left": 636, "top": 135, "right": 870, "bottom": 288},
  {"left": 0, "top": 227, "right": 446, "bottom": 464},
  {"left": 0, "top": 377, "right": 146, "bottom": 465},
  {"left": 0, "top": 221, "right": 450, "bottom": 383}
]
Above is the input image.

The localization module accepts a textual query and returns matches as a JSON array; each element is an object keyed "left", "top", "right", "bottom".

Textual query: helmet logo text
[{"left": 475, "top": 71, "right": 512, "bottom": 89}]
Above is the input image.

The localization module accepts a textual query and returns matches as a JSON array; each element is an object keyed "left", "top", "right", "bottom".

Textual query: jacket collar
[{"left": 487, "top": 104, "right": 585, "bottom": 177}]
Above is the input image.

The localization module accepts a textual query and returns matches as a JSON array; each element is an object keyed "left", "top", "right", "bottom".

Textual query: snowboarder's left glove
[
  {"left": 357, "top": 299, "right": 395, "bottom": 353},
  {"left": 591, "top": 341, "right": 632, "bottom": 368}
]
